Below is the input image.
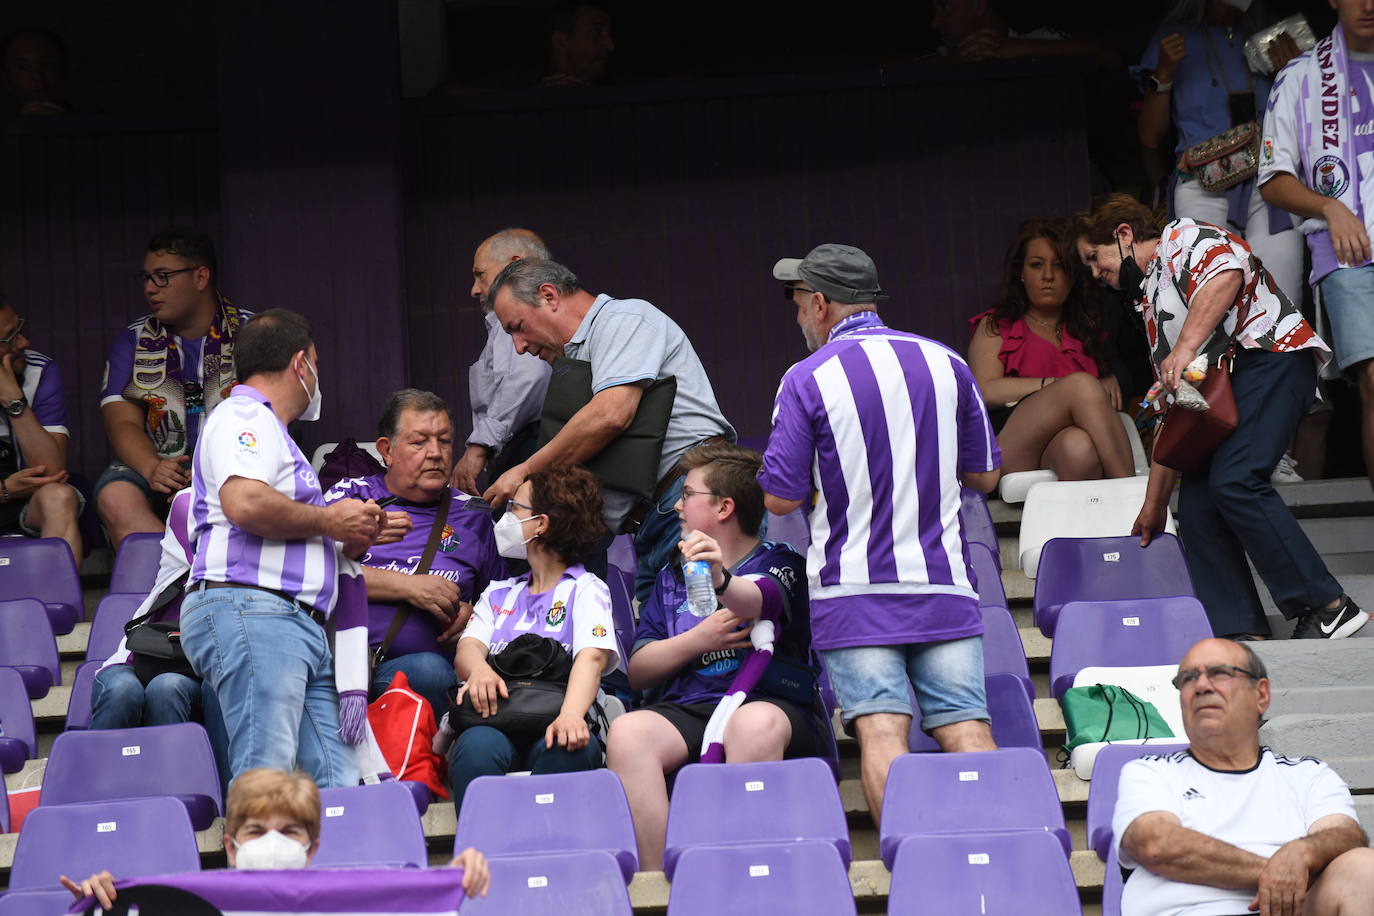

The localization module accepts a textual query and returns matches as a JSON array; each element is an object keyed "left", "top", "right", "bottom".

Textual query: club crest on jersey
[
  {"left": 546, "top": 600, "right": 567, "bottom": 627},
  {"left": 1314, "top": 156, "right": 1350, "bottom": 198},
  {"left": 439, "top": 524, "right": 459, "bottom": 552},
  {"left": 591, "top": 624, "right": 607, "bottom": 638}
]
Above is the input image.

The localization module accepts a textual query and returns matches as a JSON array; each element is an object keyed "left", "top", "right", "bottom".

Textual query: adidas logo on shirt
[{"left": 1182, "top": 787, "right": 1204, "bottom": 801}]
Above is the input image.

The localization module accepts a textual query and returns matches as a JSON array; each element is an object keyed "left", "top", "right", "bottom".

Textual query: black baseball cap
[{"left": 773, "top": 243, "right": 887, "bottom": 304}]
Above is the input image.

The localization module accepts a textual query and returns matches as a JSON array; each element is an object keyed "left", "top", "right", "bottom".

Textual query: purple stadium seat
[
  {"left": 1049, "top": 596, "right": 1213, "bottom": 698},
  {"left": 87, "top": 593, "right": 145, "bottom": 663},
  {"left": 108, "top": 532, "right": 163, "bottom": 596},
  {"left": 63, "top": 660, "right": 101, "bottom": 731},
  {"left": 454, "top": 770, "right": 638, "bottom": 882},
  {"left": 980, "top": 606, "right": 1033, "bottom": 698},
  {"left": 908, "top": 673, "right": 1040, "bottom": 753},
  {"left": 662, "top": 758, "right": 849, "bottom": 880},
  {"left": 764, "top": 509, "right": 810, "bottom": 555},
  {"left": 878, "top": 747, "right": 1070, "bottom": 868},
  {"left": 0, "top": 666, "right": 37, "bottom": 773},
  {"left": 1086, "top": 742, "right": 1189, "bottom": 861},
  {"left": 0, "top": 538, "right": 82, "bottom": 635},
  {"left": 607, "top": 535, "right": 636, "bottom": 579},
  {"left": 39, "top": 722, "right": 222, "bottom": 830},
  {"left": 402, "top": 780, "right": 431, "bottom": 815},
  {"left": 1103, "top": 843, "right": 1125, "bottom": 916},
  {"left": 0, "top": 888, "right": 77, "bottom": 915},
  {"left": 314, "top": 782, "right": 427, "bottom": 868},
  {"left": 461, "top": 850, "right": 633, "bottom": 915},
  {"left": 969, "top": 541, "right": 1006, "bottom": 609},
  {"left": 887, "top": 830, "right": 1079, "bottom": 916},
  {"left": 0, "top": 599, "right": 59, "bottom": 699},
  {"left": 667, "top": 840, "right": 857, "bottom": 916},
  {"left": 1032, "top": 534, "right": 1192, "bottom": 637},
  {"left": 8, "top": 796, "right": 200, "bottom": 891},
  {"left": 607, "top": 568, "right": 636, "bottom": 668},
  {"left": 960, "top": 487, "right": 999, "bottom": 568},
  {"left": 1, "top": 793, "right": 8, "bottom": 834}
]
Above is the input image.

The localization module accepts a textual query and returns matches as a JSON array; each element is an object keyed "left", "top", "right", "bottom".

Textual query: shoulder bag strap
[
  {"left": 375, "top": 488, "right": 454, "bottom": 665},
  {"left": 124, "top": 572, "right": 191, "bottom": 635}
]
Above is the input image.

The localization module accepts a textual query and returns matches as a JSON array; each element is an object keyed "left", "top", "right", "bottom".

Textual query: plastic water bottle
[{"left": 683, "top": 559, "right": 716, "bottom": 617}]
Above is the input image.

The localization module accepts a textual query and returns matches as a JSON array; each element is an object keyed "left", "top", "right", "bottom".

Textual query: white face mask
[
  {"left": 493, "top": 510, "right": 541, "bottom": 559},
  {"left": 232, "top": 829, "right": 310, "bottom": 870},
  {"left": 298, "top": 358, "right": 322, "bottom": 422}
]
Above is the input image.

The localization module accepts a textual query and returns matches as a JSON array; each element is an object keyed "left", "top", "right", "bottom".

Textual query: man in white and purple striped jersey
[
  {"left": 758, "top": 244, "right": 1003, "bottom": 823},
  {"left": 179, "top": 309, "right": 385, "bottom": 788}
]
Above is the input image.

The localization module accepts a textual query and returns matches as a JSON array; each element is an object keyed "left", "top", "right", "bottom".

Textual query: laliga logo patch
[
  {"left": 1261, "top": 138, "right": 1274, "bottom": 164},
  {"left": 546, "top": 600, "right": 567, "bottom": 627},
  {"left": 236, "top": 430, "right": 259, "bottom": 455},
  {"left": 1314, "top": 156, "right": 1350, "bottom": 199}
]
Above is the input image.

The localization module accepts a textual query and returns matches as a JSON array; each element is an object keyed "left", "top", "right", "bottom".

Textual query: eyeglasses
[
  {"left": 1171, "top": 664, "right": 1261, "bottom": 690},
  {"left": 782, "top": 284, "right": 818, "bottom": 300},
  {"left": 0, "top": 318, "right": 24, "bottom": 348},
  {"left": 135, "top": 268, "right": 196, "bottom": 288},
  {"left": 508, "top": 499, "right": 536, "bottom": 513},
  {"left": 679, "top": 487, "right": 719, "bottom": 501}
]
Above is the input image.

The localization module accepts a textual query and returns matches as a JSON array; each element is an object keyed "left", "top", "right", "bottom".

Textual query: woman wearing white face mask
[
  {"left": 447, "top": 465, "right": 619, "bottom": 816},
  {"left": 61, "top": 768, "right": 491, "bottom": 907}
]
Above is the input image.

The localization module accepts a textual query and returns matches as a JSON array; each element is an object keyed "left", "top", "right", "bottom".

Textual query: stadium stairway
[{"left": 4, "top": 478, "right": 1374, "bottom": 915}]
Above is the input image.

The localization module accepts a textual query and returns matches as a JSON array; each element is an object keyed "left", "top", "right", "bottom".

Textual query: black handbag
[
  {"left": 447, "top": 634, "right": 575, "bottom": 746},
  {"left": 124, "top": 575, "right": 198, "bottom": 686}
]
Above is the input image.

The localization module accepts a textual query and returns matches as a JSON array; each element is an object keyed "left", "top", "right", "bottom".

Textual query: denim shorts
[
  {"left": 93, "top": 461, "right": 170, "bottom": 516},
  {"left": 820, "top": 636, "right": 989, "bottom": 735},
  {"left": 1319, "top": 265, "right": 1374, "bottom": 373}
]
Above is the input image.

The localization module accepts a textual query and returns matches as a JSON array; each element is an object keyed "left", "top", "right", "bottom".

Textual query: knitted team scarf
[
  {"left": 699, "top": 575, "right": 785, "bottom": 764},
  {"left": 1294, "top": 27, "right": 1366, "bottom": 239}
]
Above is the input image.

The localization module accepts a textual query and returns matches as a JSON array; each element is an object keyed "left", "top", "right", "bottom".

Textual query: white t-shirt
[{"left": 1113, "top": 747, "right": 1357, "bottom": 916}]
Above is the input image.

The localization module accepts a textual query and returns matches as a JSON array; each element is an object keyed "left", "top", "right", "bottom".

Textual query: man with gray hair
[
  {"left": 452, "top": 229, "right": 553, "bottom": 496},
  {"left": 484, "top": 258, "right": 734, "bottom": 601},
  {"left": 1113, "top": 637, "right": 1374, "bottom": 915}
]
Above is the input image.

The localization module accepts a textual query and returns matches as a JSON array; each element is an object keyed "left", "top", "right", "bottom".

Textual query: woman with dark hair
[
  {"left": 446, "top": 465, "right": 619, "bottom": 813},
  {"left": 968, "top": 218, "right": 1136, "bottom": 480}
]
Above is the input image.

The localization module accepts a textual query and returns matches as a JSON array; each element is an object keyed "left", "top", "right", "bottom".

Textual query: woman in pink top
[{"left": 968, "top": 218, "right": 1135, "bottom": 480}]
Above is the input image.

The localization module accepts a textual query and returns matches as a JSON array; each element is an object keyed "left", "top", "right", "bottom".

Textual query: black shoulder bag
[
  {"left": 371, "top": 487, "right": 453, "bottom": 674},
  {"left": 124, "top": 574, "right": 197, "bottom": 686},
  {"left": 447, "top": 632, "right": 577, "bottom": 747}
]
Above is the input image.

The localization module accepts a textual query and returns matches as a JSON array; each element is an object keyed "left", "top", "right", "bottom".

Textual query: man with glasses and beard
[
  {"left": 95, "top": 226, "right": 252, "bottom": 548},
  {"left": 0, "top": 296, "right": 82, "bottom": 560},
  {"left": 1114, "top": 638, "right": 1374, "bottom": 916}
]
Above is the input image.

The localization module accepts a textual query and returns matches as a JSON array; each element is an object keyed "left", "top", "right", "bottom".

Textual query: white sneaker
[{"left": 1271, "top": 452, "right": 1303, "bottom": 485}]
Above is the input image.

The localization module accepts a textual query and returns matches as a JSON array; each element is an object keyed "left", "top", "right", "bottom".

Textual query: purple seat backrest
[
  {"left": 0, "top": 665, "right": 37, "bottom": 771},
  {"left": 959, "top": 487, "right": 999, "bottom": 567},
  {"left": 607, "top": 569, "right": 636, "bottom": 661},
  {"left": 607, "top": 535, "right": 636, "bottom": 579},
  {"left": 63, "top": 660, "right": 101, "bottom": 731},
  {"left": 666, "top": 840, "right": 857, "bottom": 916},
  {"left": 764, "top": 509, "right": 810, "bottom": 555},
  {"left": 878, "top": 747, "right": 1070, "bottom": 868},
  {"left": 314, "top": 782, "right": 427, "bottom": 868},
  {"left": 1049, "top": 596, "right": 1213, "bottom": 698},
  {"left": 887, "top": 831, "right": 1079, "bottom": 916},
  {"left": 0, "top": 599, "right": 59, "bottom": 699},
  {"left": 8, "top": 796, "right": 200, "bottom": 890},
  {"left": 908, "top": 673, "right": 1040, "bottom": 754},
  {"left": 1103, "top": 842, "right": 1125, "bottom": 916},
  {"left": 0, "top": 888, "right": 85, "bottom": 915},
  {"left": 88, "top": 593, "right": 147, "bottom": 664},
  {"left": 969, "top": 541, "right": 1006, "bottom": 609},
  {"left": 108, "top": 532, "right": 163, "bottom": 596},
  {"left": 662, "top": 758, "right": 850, "bottom": 880},
  {"left": 454, "top": 770, "right": 638, "bottom": 883},
  {"left": 1033, "top": 534, "right": 1192, "bottom": 637},
  {"left": 1087, "top": 742, "right": 1190, "bottom": 860},
  {"left": 39, "top": 722, "right": 223, "bottom": 830},
  {"left": 980, "top": 606, "right": 1034, "bottom": 698},
  {"left": 461, "top": 850, "right": 632, "bottom": 915},
  {"left": 0, "top": 538, "right": 82, "bottom": 635}
]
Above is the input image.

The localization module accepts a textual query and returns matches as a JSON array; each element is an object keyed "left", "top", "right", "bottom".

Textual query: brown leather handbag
[{"left": 1152, "top": 343, "right": 1239, "bottom": 473}]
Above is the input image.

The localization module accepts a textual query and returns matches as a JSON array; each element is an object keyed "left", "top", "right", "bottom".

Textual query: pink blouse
[{"left": 967, "top": 309, "right": 1101, "bottom": 379}]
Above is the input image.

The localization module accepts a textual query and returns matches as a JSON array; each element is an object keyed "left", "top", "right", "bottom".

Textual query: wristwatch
[
  {"left": 2, "top": 396, "right": 26, "bottom": 418},
  {"left": 714, "top": 568, "right": 732, "bottom": 595},
  {"left": 1149, "top": 74, "right": 1174, "bottom": 93}
]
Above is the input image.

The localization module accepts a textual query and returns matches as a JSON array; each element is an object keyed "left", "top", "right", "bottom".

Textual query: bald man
[{"left": 452, "top": 229, "right": 553, "bottom": 495}]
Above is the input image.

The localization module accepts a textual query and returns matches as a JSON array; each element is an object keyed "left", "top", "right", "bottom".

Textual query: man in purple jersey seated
[
  {"left": 758, "top": 244, "right": 1003, "bottom": 825},
  {"left": 324, "top": 389, "right": 506, "bottom": 718},
  {"left": 606, "top": 442, "right": 823, "bottom": 870},
  {"left": 0, "top": 298, "right": 82, "bottom": 560}
]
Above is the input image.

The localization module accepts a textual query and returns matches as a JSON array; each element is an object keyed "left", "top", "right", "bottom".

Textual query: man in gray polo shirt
[{"left": 483, "top": 258, "right": 734, "bottom": 600}]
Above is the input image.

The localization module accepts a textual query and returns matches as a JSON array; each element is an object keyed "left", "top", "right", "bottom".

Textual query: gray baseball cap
[{"left": 773, "top": 243, "right": 888, "bottom": 304}]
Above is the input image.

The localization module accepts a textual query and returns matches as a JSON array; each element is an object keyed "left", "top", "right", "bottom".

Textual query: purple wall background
[{"left": 2, "top": 58, "right": 1089, "bottom": 482}]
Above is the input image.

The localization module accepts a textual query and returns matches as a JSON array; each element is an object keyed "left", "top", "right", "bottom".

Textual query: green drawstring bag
[{"left": 1060, "top": 683, "right": 1174, "bottom": 760}]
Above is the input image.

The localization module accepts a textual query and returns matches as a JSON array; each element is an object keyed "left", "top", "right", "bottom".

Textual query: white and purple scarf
[
  {"left": 1293, "top": 26, "right": 1366, "bottom": 237},
  {"left": 699, "top": 576, "right": 785, "bottom": 763}
]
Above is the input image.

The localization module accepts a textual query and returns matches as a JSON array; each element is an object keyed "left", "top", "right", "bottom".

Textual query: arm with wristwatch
[{"left": 0, "top": 351, "right": 68, "bottom": 504}]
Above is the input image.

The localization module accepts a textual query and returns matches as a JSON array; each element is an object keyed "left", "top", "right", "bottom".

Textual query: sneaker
[
  {"left": 1271, "top": 452, "right": 1303, "bottom": 485},
  {"left": 1290, "top": 595, "right": 1369, "bottom": 639}
]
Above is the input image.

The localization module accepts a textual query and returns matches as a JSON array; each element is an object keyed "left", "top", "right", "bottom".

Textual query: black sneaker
[{"left": 1290, "top": 596, "right": 1369, "bottom": 639}]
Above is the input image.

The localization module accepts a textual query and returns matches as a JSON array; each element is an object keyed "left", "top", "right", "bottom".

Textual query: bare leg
[
  {"left": 1303, "top": 846, "right": 1374, "bottom": 915},
  {"left": 605, "top": 710, "right": 690, "bottom": 871},
  {"left": 1293, "top": 408, "right": 1331, "bottom": 482},
  {"left": 26, "top": 482, "right": 83, "bottom": 563},
  {"left": 1041, "top": 426, "right": 1104, "bottom": 480},
  {"left": 96, "top": 481, "right": 162, "bottom": 549},
  {"left": 930, "top": 718, "right": 997, "bottom": 752},
  {"left": 853, "top": 713, "right": 911, "bottom": 827},
  {"left": 997, "top": 372, "right": 1134, "bottom": 478},
  {"left": 723, "top": 702, "right": 792, "bottom": 761}
]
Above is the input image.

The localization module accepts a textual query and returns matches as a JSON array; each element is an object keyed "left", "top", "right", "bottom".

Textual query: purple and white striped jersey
[
  {"left": 757, "top": 311, "right": 1000, "bottom": 651},
  {"left": 188, "top": 384, "right": 340, "bottom": 614}
]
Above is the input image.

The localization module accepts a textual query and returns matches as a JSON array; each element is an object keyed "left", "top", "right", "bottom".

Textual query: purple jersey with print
[
  {"left": 324, "top": 473, "right": 506, "bottom": 656},
  {"left": 757, "top": 311, "right": 1000, "bottom": 652},
  {"left": 635, "top": 540, "right": 810, "bottom": 706},
  {"left": 1, "top": 350, "right": 68, "bottom": 470},
  {"left": 101, "top": 321, "right": 210, "bottom": 451}
]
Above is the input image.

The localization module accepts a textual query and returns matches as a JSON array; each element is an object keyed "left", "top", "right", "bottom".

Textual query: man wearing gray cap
[{"left": 757, "top": 244, "right": 1003, "bottom": 823}]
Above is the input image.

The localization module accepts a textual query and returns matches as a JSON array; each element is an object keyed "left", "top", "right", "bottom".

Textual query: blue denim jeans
[
  {"left": 90, "top": 665, "right": 202, "bottom": 729},
  {"left": 371, "top": 651, "right": 456, "bottom": 724},
  {"left": 632, "top": 473, "right": 686, "bottom": 604},
  {"left": 820, "top": 636, "right": 989, "bottom": 733},
  {"left": 448, "top": 725, "right": 604, "bottom": 817},
  {"left": 179, "top": 586, "right": 359, "bottom": 787}
]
